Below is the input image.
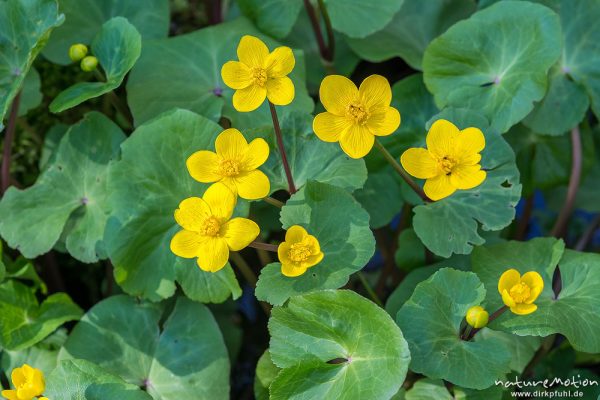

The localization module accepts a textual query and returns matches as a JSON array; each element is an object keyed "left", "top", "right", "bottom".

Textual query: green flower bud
[
  {"left": 465, "top": 305, "right": 489, "bottom": 329},
  {"left": 68, "top": 43, "right": 88, "bottom": 62},
  {"left": 80, "top": 56, "right": 98, "bottom": 72}
]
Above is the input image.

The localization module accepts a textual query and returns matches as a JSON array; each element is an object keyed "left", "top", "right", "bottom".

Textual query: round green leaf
[
  {"left": 404, "top": 378, "right": 504, "bottom": 400},
  {"left": 0, "top": 280, "right": 82, "bottom": 351},
  {"left": 0, "top": 112, "right": 125, "bottom": 262},
  {"left": 42, "top": 0, "right": 169, "bottom": 65},
  {"left": 105, "top": 109, "right": 242, "bottom": 302},
  {"left": 422, "top": 1, "right": 562, "bottom": 133},
  {"left": 126, "top": 17, "right": 313, "bottom": 129},
  {"left": 255, "top": 181, "right": 375, "bottom": 305},
  {"left": 397, "top": 268, "right": 512, "bottom": 389},
  {"left": 45, "top": 359, "right": 153, "bottom": 400},
  {"left": 268, "top": 290, "right": 410, "bottom": 399},
  {"left": 60, "top": 295, "right": 230, "bottom": 400},
  {"left": 354, "top": 168, "right": 403, "bottom": 228},
  {"left": 347, "top": 0, "right": 476, "bottom": 69},
  {"left": 323, "top": 0, "right": 405, "bottom": 38},
  {"left": 472, "top": 238, "right": 600, "bottom": 353},
  {"left": 50, "top": 17, "right": 142, "bottom": 113},
  {"left": 18, "top": 68, "right": 42, "bottom": 117},
  {"left": 0, "top": 0, "right": 63, "bottom": 125},
  {"left": 237, "top": 0, "right": 303, "bottom": 38},
  {"left": 253, "top": 350, "right": 280, "bottom": 400},
  {"left": 412, "top": 109, "right": 521, "bottom": 258}
]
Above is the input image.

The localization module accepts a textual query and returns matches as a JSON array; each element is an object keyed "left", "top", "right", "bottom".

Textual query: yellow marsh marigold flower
[
  {"left": 465, "top": 305, "right": 489, "bottom": 328},
  {"left": 277, "top": 225, "right": 324, "bottom": 277},
  {"left": 221, "top": 35, "right": 295, "bottom": 112},
  {"left": 313, "top": 74, "right": 401, "bottom": 159},
  {"left": 1, "top": 364, "right": 45, "bottom": 400},
  {"left": 170, "top": 183, "right": 260, "bottom": 272},
  {"left": 187, "top": 128, "right": 270, "bottom": 200},
  {"left": 400, "top": 119, "right": 486, "bottom": 201},
  {"left": 498, "top": 269, "right": 544, "bottom": 315}
]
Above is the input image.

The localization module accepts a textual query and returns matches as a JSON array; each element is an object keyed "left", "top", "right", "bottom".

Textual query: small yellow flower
[
  {"left": 170, "top": 183, "right": 260, "bottom": 272},
  {"left": 1, "top": 364, "right": 45, "bottom": 400},
  {"left": 186, "top": 128, "right": 270, "bottom": 200},
  {"left": 221, "top": 35, "right": 295, "bottom": 112},
  {"left": 313, "top": 74, "right": 401, "bottom": 159},
  {"left": 277, "top": 225, "right": 324, "bottom": 277},
  {"left": 498, "top": 269, "right": 544, "bottom": 315},
  {"left": 68, "top": 43, "right": 88, "bottom": 62},
  {"left": 465, "top": 305, "right": 489, "bottom": 328},
  {"left": 400, "top": 119, "right": 486, "bottom": 201}
]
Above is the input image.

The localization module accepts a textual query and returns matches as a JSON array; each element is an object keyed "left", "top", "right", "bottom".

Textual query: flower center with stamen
[
  {"left": 252, "top": 67, "right": 268, "bottom": 87},
  {"left": 219, "top": 159, "right": 240, "bottom": 177},
  {"left": 509, "top": 282, "right": 531, "bottom": 303},
  {"left": 438, "top": 156, "right": 456, "bottom": 175},
  {"left": 201, "top": 216, "right": 221, "bottom": 237},
  {"left": 346, "top": 102, "right": 369, "bottom": 124},
  {"left": 288, "top": 243, "right": 311, "bottom": 263}
]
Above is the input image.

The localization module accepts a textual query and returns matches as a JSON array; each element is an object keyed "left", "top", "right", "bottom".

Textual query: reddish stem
[{"left": 268, "top": 101, "right": 296, "bottom": 194}]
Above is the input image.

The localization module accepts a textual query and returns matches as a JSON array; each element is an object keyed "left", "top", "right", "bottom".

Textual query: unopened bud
[
  {"left": 465, "top": 305, "right": 489, "bottom": 329},
  {"left": 80, "top": 56, "right": 98, "bottom": 72},
  {"left": 68, "top": 43, "right": 88, "bottom": 62}
]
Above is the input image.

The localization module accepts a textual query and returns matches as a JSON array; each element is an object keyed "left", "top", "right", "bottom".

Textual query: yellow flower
[
  {"left": 498, "top": 269, "right": 544, "bottom": 315},
  {"left": 221, "top": 35, "right": 295, "bottom": 112},
  {"left": 170, "top": 183, "right": 260, "bottom": 272},
  {"left": 187, "top": 128, "right": 270, "bottom": 200},
  {"left": 277, "top": 225, "right": 324, "bottom": 277},
  {"left": 313, "top": 74, "right": 401, "bottom": 159},
  {"left": 465, "top": 305, "right": 489, "bottom": 328},
  {"left": 1, "top": 364, "right": 45, "bottom": 400},
  {"left": 400, "top": 119, "right": 486, "bottom": 201}
]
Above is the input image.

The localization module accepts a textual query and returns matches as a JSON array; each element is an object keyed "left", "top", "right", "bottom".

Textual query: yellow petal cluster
[
  {"left": 221, "top": 35, "right": 295, "bottom": 112},
  {"left": 400, "top": 119, "right": 486, "bottom": 201},
  {"left": 313, "top": 74, "right": 401, "bottom": 159},
  {"left": 465, "top": 305, "right": 489, "bottom": 328},
  {"left": 1, "top": 364, "right": 46, "bottom": 400},
  {"left": 187, "top": 128, "right": 270, "bottom": 200},
  {"left": 498, "top": 269, "right": 544, "bottom": 315},
  {"left": 170, "top": 183, "right": 259, "bottom": 272},
  {"left": 277, "top": 225, "right": 324, "bottom": 277}
]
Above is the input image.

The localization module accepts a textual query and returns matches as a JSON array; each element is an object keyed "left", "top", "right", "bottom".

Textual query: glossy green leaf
[
  {"left": 404, "top": 378, "right": 504, "bottom": 400},
  {"left": 422, "top": 1, "right": 562, "bottom": 133},
  {"left": 0, "top": 0, "right": 63, "bottom": 125},
  {"left": 347, "top": 0, "right": 476, "bottom": 69},
  {"left": 477, "top": 329, "right": 541, "bottom": 374},
  {"left": 42, "top": 0, "right": 169, "bottom": 65},
  {"left": 394, "top": 228, "right": 425, "bottom": 271},
  {"left": 355, "top": 168, "right": 403, "bottom": 228},
  {"left": 237, "top": 0, "right": 303, "bottom": 38},
  {"left": 255, "top": 182, "right": 375, "bottom": 305},
  {"left": 60, "top": 295, "right": 230, "bottom": 400},
  {"left": 105, "top": 109, "right": 242, "bottom": 302},
  {"left": 412, "top": 109, "right": 521, "bottom": 257},
  {"left": 50, "top": 17, "right": 142, "bottom": 113},
  {"left": 472, "top": 238, "right": 600, "bottom": 353},
  {"left": 18, "top": 68, "right": 42, "bottom": 117},
  {"left": 397, "top": 268, "right": 512, "bottom": 389},
  {"left": 0, "top": 112, "right": 125, "bottom": 262},
  {"left": 0, "top": 280, "right": 82, "bottom": 351},
  {"left": 254, "top": 350, "right": 280, "bottom": 400},
  {"left": 126, "top": 17, "right": 313, "bottom": 128},
  {"left": 323, "top": 0, "right": 405, "bottom": 38},
  {"left": 269, "top": 290, "right": 411, "bottom": 399}
]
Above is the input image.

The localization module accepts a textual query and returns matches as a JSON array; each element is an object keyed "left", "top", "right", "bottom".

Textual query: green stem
[
  {"left": 94, "top": 69, "right": 133, "bottom": 129},
  {"left": 357, "top": 272, "right": 383, "bottom": 307},
  {"left": 249, "top": 241, "right": 279, "bottom": 252},
  {"left": 263, "top": 196, "right": 284, "bottom": 208},
  {"left": 465, "top": 306, "right": 508, "bottom": 341},
  {"left": 230, "top": 252, "right": 271, "bottom": 315}
]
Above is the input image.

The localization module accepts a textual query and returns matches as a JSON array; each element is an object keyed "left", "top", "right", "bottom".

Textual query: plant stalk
[
  {"left": 302, "top": 0, "right": 333, "bottom": 63},
  {"left": 230, "top": 252, "right": 271, "bottom": 315},
  {"left": 357, "top": 271, "right": 383, "bottom": 307},
  {"left": 268, "top": 101, "right": 296, "bottom": 194},
  {"left": 263, "top": 196, "right": 284, "bottom": 208},
  {"left": 249, "top": 241, "right": 279, "bottom": 253},
  {"left": 1, "top": 92, "right": 21, "bottom": 194}
]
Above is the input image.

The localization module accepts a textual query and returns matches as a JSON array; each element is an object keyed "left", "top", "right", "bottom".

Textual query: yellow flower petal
[
  {"left": 339, "top": 124, "right": 375, "bottom": 159},
  {"left": 400, "top": 148, "right": 439, "bottom": 179},
  {"left": 510, "top": 303, "right": 537, "bottom": 315},
  {"left": 265, "top": 46, "right": 295, "bottom": 77},
  {"left": 319, "top": 75, "right": 358, "bottom": 116},
  {"left": 215, "top": 128, "right": 248, "bottom": 161},
  {"left": 423, "top": 174, "right": 456, "bottom": 200},
  {"left": 186, "top": 151, "right": 221, "bottom": 183},
  {"left": 426, "top": 119, "right": 460, "bottom": 158},
  {"left": 221, "top": 218, "right": 260, "bottom": 251},
  {"left": 277, "top": 242, "right": 292, "bottom": 265},
  {"left": 449, "top": 164, "right": 486, "bottom": 190},
  {"left": 501, "top": 289, "right": 516, "bottom": 308},
  {"left": 32, "top": 368, "right": 45, "bottom": 393},
  {"left": 237, "top": 35, "right": 269, "bottom": 68},
  {"left": 285, "top": 225, "right": 308, "bottom": 243},
  {"left": 281, "top": 262, "right": 307, "bottom": 277},
  {"left": 304, "top": 235, "right": 321, "bottom": 254},
  {"left": 233, "top": 170, "right": 270, "bottom": 200},
  {"left": 359, "top": 74, "right": 392, "bottom": 110},
  {"left": 266, "top": 76, "right": 294, "bottom": 106},
  {"left": 170, "top": 230, "right": 204, "bottom": 258},
  {"left": 221, "top": 61, "right": 253, "bottom": 90},
  {"left": 498, "top": 269, "right": 521, "bottom": 294},
  {"left": 203, "top": 183, "right": 236, "bottom": 220},
  {"left": 313, "top": 112, "right": 350, "bottom": 143},
  {"left": 521, "top": 271, "right": 544, "bottom": 303},
  {"left": 241, "top": 138, "right": 270, "bottom": 171},
  {"left": 196, "top": 237, "right": 229, "bottom": 272},
  {"left": 1, "top": 390, "right": 18, "bottom": 400},
  {"left": 305, "top": 251, "right": 324, "bottom": 268},
  {"left": 233, "top": 84, "right": 267, "bottom": 112},
  {"left": 454, "top": 127, "right": 485, "bottom": 161},
  {"left": 11, "top": 367, "right": 26, "bottom": 388},
  {"left": 366, "top": 107, "right": 401, "bottom": 137},
  {"left": 174, "top": 197, "right": 211, "bottom": 231}
]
